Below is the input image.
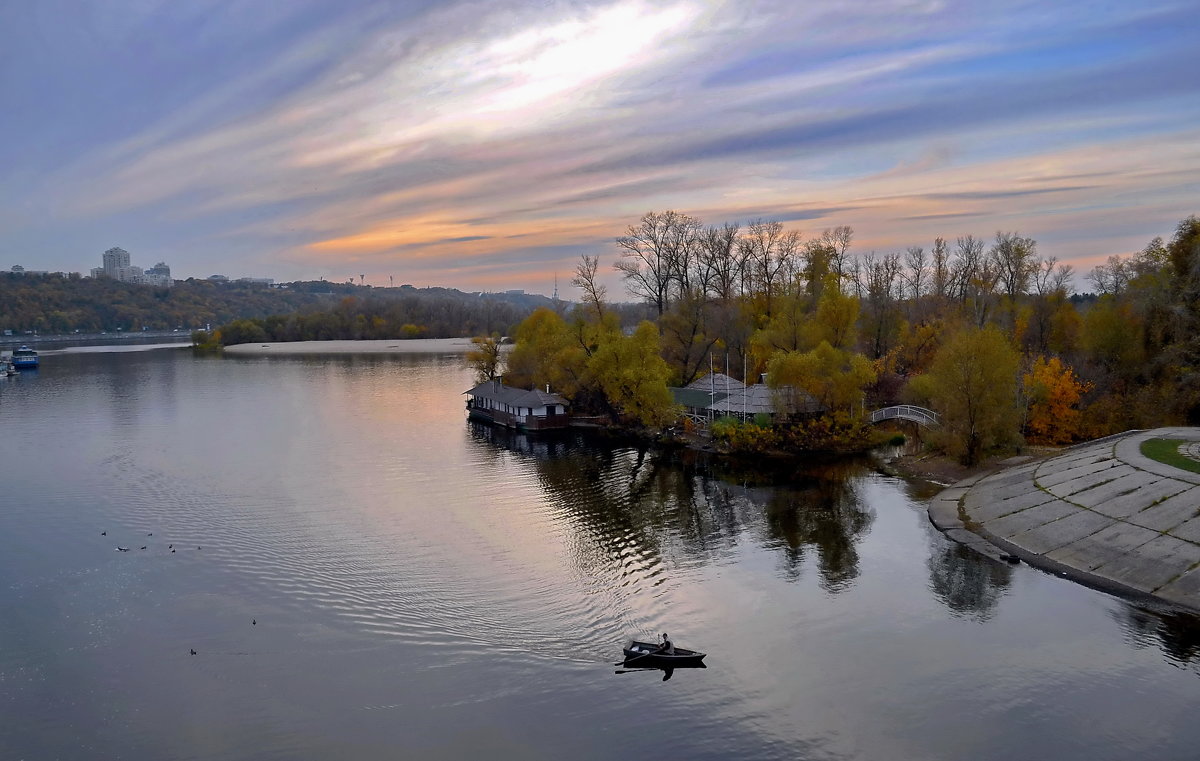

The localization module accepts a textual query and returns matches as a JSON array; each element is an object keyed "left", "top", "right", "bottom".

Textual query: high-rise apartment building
[
  {"left": 102, "top": 247, "right": 130, "bottom": 279},
  {"left": 93, "top": 247, "right": 171, "bottom": 287}
]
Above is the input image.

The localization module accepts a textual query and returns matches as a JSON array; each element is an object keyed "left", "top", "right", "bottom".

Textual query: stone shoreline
[{"left": 929, "top": 428, "right": 1200, "bottom": 614}]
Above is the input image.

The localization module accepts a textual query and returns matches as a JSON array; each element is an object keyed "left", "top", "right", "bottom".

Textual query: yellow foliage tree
[
  {"left": 504, "top": 308, "right": 588, "bottom": 397},
  {"left": 918, "top": 326, "right": 1021, "bottom": 466},
  {"left": 589, "top": 321, "right": 677, "bottom": 427},
  {"left": 766, "top": 341, "right": 877, "bottom": 414},
  {"left": 1023, "top": 356, "right": 1091, "bottom": 445},
  {"left": 465, "top": 333, "right": 503, "bottom": 384},
  {"left": 813, "top": 276, "right": 859, "bottom": 349}
]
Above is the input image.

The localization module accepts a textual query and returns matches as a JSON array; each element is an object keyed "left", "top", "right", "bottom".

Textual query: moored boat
[
  {"left": 11, "top": 345, "right": 38, "bottom": 369},
  {"left": 622, "top": 639, "right": 706, "bottom": 667}
]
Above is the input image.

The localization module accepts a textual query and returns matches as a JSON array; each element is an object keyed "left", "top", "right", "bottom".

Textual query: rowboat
[{"left": 622, "top": 639, "right": 706, "bottom": 667}]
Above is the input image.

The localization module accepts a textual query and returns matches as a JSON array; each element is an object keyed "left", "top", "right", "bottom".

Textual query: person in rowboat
[{"left": 656, "top": 632, "right": 675, "bottom": 655}]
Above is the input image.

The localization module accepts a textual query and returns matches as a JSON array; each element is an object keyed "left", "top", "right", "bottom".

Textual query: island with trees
[
  {"left": 465, "top": 211, "right": 1200, "bottom": 467},
  {"left": 201, "top": 211, "right": 1199, "bottom": 469}
]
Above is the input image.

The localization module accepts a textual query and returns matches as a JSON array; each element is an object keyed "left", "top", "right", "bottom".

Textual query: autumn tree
[
  {"left": 590, "top": 321, "right": 676, "bottom": 427},
  {"left": 1166, "top": 215, "right": 1200, "bottom": 420},
  {"left": 912, "top": 326, "right": 1021, "bottom": 465},
  {"left": 1080, "top": 296, "right": 1143, "bottom": 379},
  {"left": 466, "top": 333, "right": 503, "bottom": 384},
  {"left": 660, "top": 287, "right": 722, "bottom": 385},
  {"left": 813, "top": 275, "right": 859, "bottom": 350},
  {"left": 504, "top": 308, "right": 589, "bottom": 397},
  {"left": 751, "top": 282, "right": 813, "bottom": 360},
  {"left": 767, "top": 341, "right": 876, "bottom": 414},
  {"left": 1023, "top": 356, "right": 1091, "bottom": 445},
  {"left": 1026, "top": 257, "right": 1074, "bottom": 354}
]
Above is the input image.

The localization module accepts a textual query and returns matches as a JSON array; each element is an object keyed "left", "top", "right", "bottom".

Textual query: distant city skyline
[{"left": 2, "top": 1, "right": 1197, "bottom": 296}]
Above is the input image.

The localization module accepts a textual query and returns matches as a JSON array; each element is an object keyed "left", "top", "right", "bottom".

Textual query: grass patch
[{"left": 1139, "top": 438, "right": 1200, "bottom": 475}]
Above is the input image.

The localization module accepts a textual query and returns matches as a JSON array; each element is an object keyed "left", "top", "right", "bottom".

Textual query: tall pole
[{"left": 743, "top": 353, "right": 747, "bottom": 423}]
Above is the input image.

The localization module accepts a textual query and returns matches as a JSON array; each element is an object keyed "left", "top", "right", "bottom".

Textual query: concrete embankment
[{"left": 930, "top": 428, "right": 1200, "bottom": 613}]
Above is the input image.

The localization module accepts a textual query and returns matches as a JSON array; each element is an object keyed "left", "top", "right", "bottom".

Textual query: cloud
[
  {"left": 923, "top": 186, "right": 1096, "bottom": 201},
  {"left": 3, "top": 0, "right": 1198, "bottom": 290}
]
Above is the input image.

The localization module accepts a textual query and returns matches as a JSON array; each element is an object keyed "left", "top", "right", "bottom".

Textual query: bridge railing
[{"left": 869, "top": 405, "right": 940, "bottom": 427}]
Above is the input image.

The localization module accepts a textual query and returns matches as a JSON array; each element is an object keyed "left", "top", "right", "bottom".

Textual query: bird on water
[{"left": 190, "top": 649, "right": 197, "bottom": 656}]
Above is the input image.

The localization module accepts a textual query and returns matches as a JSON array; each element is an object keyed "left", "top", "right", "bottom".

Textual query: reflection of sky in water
[{"left": 0, "top": 349, "right": 1198, "bottom": 760}]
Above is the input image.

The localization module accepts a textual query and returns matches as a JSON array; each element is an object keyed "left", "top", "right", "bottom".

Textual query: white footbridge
[{"left": 869, "top": 405, "right": 940, "bottom": 428}]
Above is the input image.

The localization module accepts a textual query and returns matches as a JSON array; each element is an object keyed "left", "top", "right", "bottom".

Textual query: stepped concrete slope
[{"left": 929, "top": 428, "right": 1200, "bottom": 613}]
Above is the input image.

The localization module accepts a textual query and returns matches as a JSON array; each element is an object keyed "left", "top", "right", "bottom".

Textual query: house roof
[
  {"left": 685, "top": 372, "right": 746, "bottom": 392},
  {"left": 670, "top": 387, "right": 728, "bottom": 409},
  {"left": 465, "top": 381, "right": 569, "bottom": 408},
  {"left": 707, "top": 384, "right": 823, "bottom": 416},
  {"left": 707, "top": 384, "right": 777, "bottom": 415}
]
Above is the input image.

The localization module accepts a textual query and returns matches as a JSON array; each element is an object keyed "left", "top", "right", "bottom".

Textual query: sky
[{"left": 2, "top": 0, "right": 1197, "bottom": 294}]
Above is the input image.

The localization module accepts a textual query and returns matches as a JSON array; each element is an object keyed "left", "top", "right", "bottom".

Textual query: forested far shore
[
  {"left": 473, "top": 212, "right": 1200, "bottom": 465},
  {"left": 0, "top": 275, "right": 563, "bottom": 336}
]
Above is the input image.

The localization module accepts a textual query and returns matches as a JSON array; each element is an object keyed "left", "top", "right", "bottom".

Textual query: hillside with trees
[
  {"left": 0, "top": 274, "right": 560, "bottom": 338},
  {"left": 493, "top": 211, "right": 1200, "bottom": 463},
  {"left": 211, "top": 290, "right": 547, "bottom": 346}
]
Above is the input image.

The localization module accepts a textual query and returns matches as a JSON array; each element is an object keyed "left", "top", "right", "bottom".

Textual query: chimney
[
  {"left": 493, "top": 375, "right": 502, "bottom": 392},
  {"left": 546, "top": 383, "right": 550, "bottom": 394}
]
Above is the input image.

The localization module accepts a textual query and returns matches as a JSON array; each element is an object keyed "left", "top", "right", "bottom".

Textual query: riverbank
[
  {"left": 931, "top": 427, "right": 1200, "bottom": 614},
  {"left": 223, "top": 338, "right": 476, "bottom": 355},
  {"left": 879, "top": 449, "right": 992, "bottom": 487}
]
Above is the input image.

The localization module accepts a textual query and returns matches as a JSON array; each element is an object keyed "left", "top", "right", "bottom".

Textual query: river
[{"left": 2, "top": 345, "right": 1198, "bottom": 760}]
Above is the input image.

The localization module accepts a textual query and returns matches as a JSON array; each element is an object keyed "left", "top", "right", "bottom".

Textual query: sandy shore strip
[{"left": 223, "top": 338, "right": 476, "bottom": 355}]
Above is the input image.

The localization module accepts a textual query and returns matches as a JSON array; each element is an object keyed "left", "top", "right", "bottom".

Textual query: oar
[
  {"left": 614, "top": 668, "right": 657, "bottom": 674},
  {"left": 614, "top": 649, "right": 659, "bottom": 667}
]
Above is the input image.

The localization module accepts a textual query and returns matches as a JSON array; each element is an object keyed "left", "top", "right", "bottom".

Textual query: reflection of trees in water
[
  {"left": 1111, "top": 604, "right": 1200, "bottom": 669},
  {"left": 467, "top": 424, "right": 874, "bottom": 592},
  {"left": 758, "top": 473, "right": 872, "bottom": 591},
  {"left": 927, "top": 542, "right": 1013, "bottom": 621}
]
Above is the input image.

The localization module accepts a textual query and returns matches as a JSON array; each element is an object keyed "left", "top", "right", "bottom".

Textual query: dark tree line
[
  {"left": 0, "top": 276, "right": 334, "bottom": 333},
  {"left": 0, "top": 274, "right": 560, "bottom": 340},
  {"left": 213, "top": 292, "right": 543, "bottom": 345}
]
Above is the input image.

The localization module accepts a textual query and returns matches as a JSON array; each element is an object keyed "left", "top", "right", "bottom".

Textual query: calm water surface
[{"left": 2, "top": 347, "right": 1199, "bottom": 760}]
